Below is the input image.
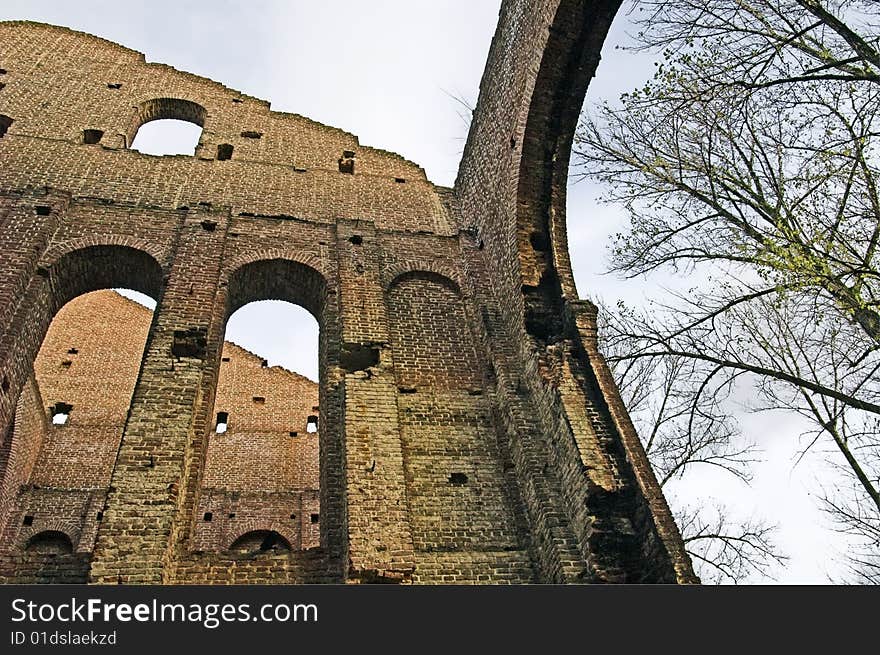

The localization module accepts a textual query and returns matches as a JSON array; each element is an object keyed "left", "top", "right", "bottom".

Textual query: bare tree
[{"left": 576, "top": 0, "right": 880, "bottom": 581}]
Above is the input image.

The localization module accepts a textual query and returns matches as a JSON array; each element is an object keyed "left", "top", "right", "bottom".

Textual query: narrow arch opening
[
  {"left": 194, "top": 260, "right": 326, "bottom": 556},
  {"left": 0, "top": 244, "right": 161, "bottom": 564}
]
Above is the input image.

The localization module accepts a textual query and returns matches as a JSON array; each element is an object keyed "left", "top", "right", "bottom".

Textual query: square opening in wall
[
  {"left": 22, "top": 515, "right": 34, "bottom": 526},
  {"left": 448, "top": 472, "right": 468, "bottom": 485},
  {"left": 50, "top": 402, "right": 73, "bottom": 426},
  {"left": 306, "top": 415, "right": 318, "bottom": 433},
  {"left": 310, "top": 514, "right": 319, "bottom": 524},
  {"left": 82, "top": 129, "right": 104, "bottom": 144},
  {"left": 217, "top": 143, "right": 233, "bottom": 160}
]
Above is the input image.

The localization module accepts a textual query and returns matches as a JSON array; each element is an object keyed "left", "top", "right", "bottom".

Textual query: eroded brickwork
[{"left": 0, "top": 0, "right": 697, "bottom": 584}]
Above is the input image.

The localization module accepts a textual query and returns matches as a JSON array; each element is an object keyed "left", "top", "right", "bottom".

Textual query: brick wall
[{"left": 0, "top": 3, "right": 697, "bottom": 584}]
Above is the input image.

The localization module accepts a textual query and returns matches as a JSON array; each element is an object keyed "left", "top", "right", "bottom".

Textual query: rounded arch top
[
  {"left": 43, "top": 243, "right": 164, "bottom": 311},
  {"left": 384, "top": 261, "right": 462, "bottom": 294},
  {"left": 224, "top": 257, "right": 328, "bottom": 322},
  {"left": 386, "top": 269, "right": 461, "bottom": 296},
  {"left": 228, "top": 529, "right": 292, "bottom": 553},
  {"left": 23, "top": 530, "right": 74, "bottom": 555},
  {"left": 128, "top": 97, "right": 208, "bottom": 147}
]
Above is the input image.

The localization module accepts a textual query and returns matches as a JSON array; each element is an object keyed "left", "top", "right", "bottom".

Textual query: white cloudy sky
[{"left": 0, "top": 0, "right": 855, "bottom": 582}]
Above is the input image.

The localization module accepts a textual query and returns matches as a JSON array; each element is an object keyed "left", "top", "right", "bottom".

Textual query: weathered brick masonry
[{"left": 0, "top": 0, "right": 697, "bottom": 583}]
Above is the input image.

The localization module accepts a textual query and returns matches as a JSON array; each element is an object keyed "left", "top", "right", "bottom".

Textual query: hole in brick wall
[
  {"left": 310, "top": 513, "right": 319, "bottom": 524},
  {"left": 82, "top": 129, "right": 104, "bottom": 144},
  {"left": 394, "top": 177, "right": 406, "bottom": 183},
  {"left": 289, "top": 431, "right": 298, "bottom": 438},
  {"left": 50, "top": 402, "right": 73, "bottom": 426},
  {"left": 171, "top": 327, "right": 207, "bottom": 359},
  {"left": 221, "top": 357, "right": 231, "bottom": 362},
  {"left": 215, "top": 412, "right": 229, "bottom": 434},
  {"left": 22, "top": 515, "right": 34, "bottom": 526},
  {"left": 131, "top": 115, "right": 204, "bottom": 156},
  {"left": 96, "top": 511, "right": 103, "bottom": 521},
  {"left": 252, "top": 396, "right": 266, "bottom": 404},
  {"left": 306, "top": 415, "right": 318, "bottom": 433},
  {"left": 106, "top": 82, "right": 122, "bottom": 89},
  {"left": 1, "top": 376, "right": 9, "bottom": 393},
  {"left": 217, "top": 143, "right": 234, "bottom": 160},
  {"left": 0, "top": 83, "right": 5, "bottom": 92},
  {"left": 240, "top": 130, "right": 262, "bottom": 139},
  {"left": 60, "top": 360, "right": 72, "bottom": 369},
  {"left": 348, "top": 235, "right": 363, "bottom": 246},
  {"left": 25, "top": 531, "right": 73, "bottom": 556},
  {"left": 203, "top": 512, "right": 213, "bottom": 522},
  {"left": 67, "top": 348, "right": 79, "bottom": 355},
  {"left": 229, "top": 530, "right": 291, "bottom": 553},
  {"left": 290, "top": 513, "right": 296, "bottom": 520},
  {"left": 34, "top": 205, "right": 51, "bottom": 216},
  {"left": 340, "top": 343, "right": 380, "bottom": 372},
  {"left": 260, "top": 359, "right": 268, "bottom": 368},
  {"left": 200, "top": 220, "right": 217, "bottom": 232},
  {"left": 0, "top": 114, "right": 12, "bottom": 138},
  {"left": 232, "top": 98, "right": 243, "bottom": 104},
  {"left": 448, "top": 472, "right": 468, "bottom": 485},
  {"left": 338, "top": 150, "right": 356, "bottom": 174},
  {"left": 312, "top": 405, "right": 319, "bottom": 412},
  {"left": 398, "top": 386, "right": 417, "bottom": 394},
  {"left": 228, "top": 513, "right": 235, "bottom": 518},
  {"left": 293, "top": 166, "right": 308, "bottom": 173},
  {"left": 0, "top": 69, "right": 6, "bottom": 75}
]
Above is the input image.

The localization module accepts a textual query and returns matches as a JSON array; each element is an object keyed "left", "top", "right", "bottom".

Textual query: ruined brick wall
[
  {"left": 0, "top": 291, "right": 322, "bottom": 582},
  {"left": 0, "top": 2, "right": 697, "bottom": 585},
  {"left": 196, "top": 341, "right": 321, "bottom": 554}
]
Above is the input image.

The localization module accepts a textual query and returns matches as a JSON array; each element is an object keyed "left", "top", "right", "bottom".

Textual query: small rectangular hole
[
  {"left": 215, "top": 412, "right": 229, "bottom": 434},
  {"left": 203, "top": 512, "right": 213, "bottom": 522},
  {"left": 310, "top": 513, "right": 319, "bottom": 524},
  {"left": 217, "top": 143, "right": 233, "bottom": 160},
  {"left": 448, "top": 472, "right": 468, "bottom": 485},
  {"left": 252, "top": 396, "right": 266, "bottom": 404},
  {"left": 22, "top": 515, "right": 34, "bottom": 526}
]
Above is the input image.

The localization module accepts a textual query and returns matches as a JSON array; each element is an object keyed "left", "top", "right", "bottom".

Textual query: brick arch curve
[
  {"left": 19, "top": 524, "right": 78, "bottom": 551},
  {"left": 43, "top": 244, "right": 164, "bottom": 312},
  {"left": 40, "top": 235, "right": 168, "bottom": 272},
  {"left": 226, "top": 526, "right": 294, "bottom": 552},
  {"left": 126, "top": 97, "right": 208, "bottom": 147},
  {"left": 224, "top": 256, "right": 328, "bottom": 321},
  {"left": 222, "top": 248, "right": 328, "bottom": 284},
  {"left": 385, "top": 266, "right": 461, "bottom": 295}
]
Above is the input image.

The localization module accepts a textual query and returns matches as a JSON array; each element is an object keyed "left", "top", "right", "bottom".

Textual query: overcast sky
[{"left": 0, "top": 0, "right": 854, "bottom": 583}]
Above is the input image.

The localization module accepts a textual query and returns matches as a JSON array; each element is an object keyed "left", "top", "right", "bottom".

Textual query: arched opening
[
  {"left": 128, "top": 98, "right": 207, "bottom": 156},
  {"left": 0, "top": 245, "right": 162, "bottom": 576},
  {"left": 228, "top": 530, "right": 291, "bottom": 555},
  {"left": 131, "top": 119, "right": 203, "bottom": 156},
  {"left": 24, "top": 530, "right": 73, "bottom": 556},
  {"left": 193, "top": 259, "right": 328, "bottom": 555}
]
